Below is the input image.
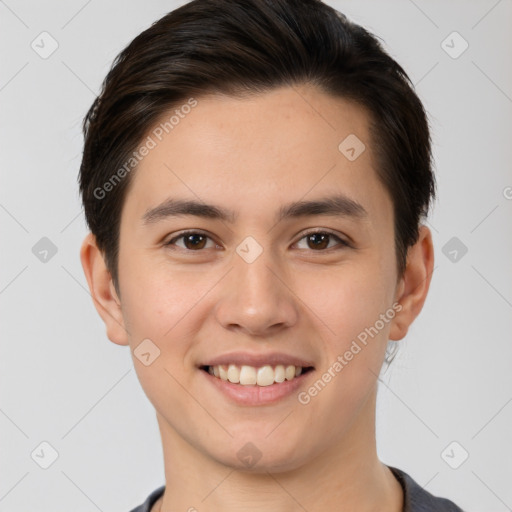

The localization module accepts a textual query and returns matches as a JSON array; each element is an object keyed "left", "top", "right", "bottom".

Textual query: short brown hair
[{"left": 78, "top": 0, "right": 436, "bottom": 294}]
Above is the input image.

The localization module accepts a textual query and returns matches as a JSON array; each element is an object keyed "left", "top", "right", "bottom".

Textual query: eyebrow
[{"left": 141, "top": 194, "right": 368, "bottom": 226}]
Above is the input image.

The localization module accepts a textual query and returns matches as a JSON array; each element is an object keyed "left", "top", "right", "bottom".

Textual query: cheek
[
  {"left": 120, "top": 268, "right": 206, "bottom": 413},
  {"left": 297, "top": 261, "right": 395, "bottom": 406},
  {"left": 299, "top": 263, "right": 393, "bottom": 343},
  {"left": 119, "top": 255, "right": 206, "bottom": 339},
  {"left": 297, "top": 270, "right": 392, "bottom": 424}
]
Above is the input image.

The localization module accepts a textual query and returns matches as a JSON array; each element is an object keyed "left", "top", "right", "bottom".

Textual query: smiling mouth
[{"left": 200, "top": 364, "right": 314, "bottom": 386}]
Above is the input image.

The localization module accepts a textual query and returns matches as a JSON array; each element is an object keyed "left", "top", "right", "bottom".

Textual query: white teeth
[
  {"left": 285, "top": 365, "right": 295, "bottom": 380},
  {"left": 239, "top": 365, "right": 257, "bottom": 385},
  {"left": 206, "top": 363, "right": 307, "bottom": 386},
  {"left": 218, "top": 364, "right": 228, "bottom": 381},
  {"left": 274, "top": 365, "right": 285, "bottom": 383},
  {"left": 227, "top": 364, "right": 240, "bottom": 383},
  {"left": 256, "top": 365, "right": 274, "bottom": 386}
]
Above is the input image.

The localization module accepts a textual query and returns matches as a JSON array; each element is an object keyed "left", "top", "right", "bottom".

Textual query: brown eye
[
  {"left": 182, "top": 233, "right": 207, "bottom": 250},
  {"left": 306, "top": 232, "right": 330, "bottom": 250},
  {"left": 295, "top": 231, "right": 349, "bottom": 251},
  {"left": 165, "top": 231, "right": 216, "bottom": 251}
]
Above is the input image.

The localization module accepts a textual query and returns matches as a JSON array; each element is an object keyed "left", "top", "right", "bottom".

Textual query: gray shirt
[{"left": 129, "top": 466, "right": 465, "bottom": 512}]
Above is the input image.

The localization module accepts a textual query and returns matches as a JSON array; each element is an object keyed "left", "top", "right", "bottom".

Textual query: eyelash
[{"left": 164, "top": 229, "right": 351, "bottom": 252}]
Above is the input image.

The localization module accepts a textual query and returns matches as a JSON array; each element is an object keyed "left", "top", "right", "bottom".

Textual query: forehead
[{"left": 122, "top": 85, "right": 390, "bottom": 226}]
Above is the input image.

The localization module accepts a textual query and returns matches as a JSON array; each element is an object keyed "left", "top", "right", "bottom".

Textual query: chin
[{"left": 207, "top": 436, "right": 310, "bottom": 474}]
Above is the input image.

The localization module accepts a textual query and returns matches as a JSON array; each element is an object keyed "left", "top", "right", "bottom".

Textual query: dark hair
[{"left": 78, "top": 0, "right": 435, "bottom": 296}]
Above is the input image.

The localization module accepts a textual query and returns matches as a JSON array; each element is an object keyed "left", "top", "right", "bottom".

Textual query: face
[{"left": 82, "top": 85, "right": 431, "bottom": 473}]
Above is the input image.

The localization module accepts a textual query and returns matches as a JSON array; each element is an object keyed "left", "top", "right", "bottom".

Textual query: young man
[{"left": 78, "top": 1, "right": 464, "bottom": 510}]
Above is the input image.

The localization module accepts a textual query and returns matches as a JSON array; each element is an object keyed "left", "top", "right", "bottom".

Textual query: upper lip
[{"left": 200, "top": 351, "right": 315, "bottom": 369}]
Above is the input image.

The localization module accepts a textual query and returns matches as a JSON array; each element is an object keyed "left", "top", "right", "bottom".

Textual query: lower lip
[{"left": 199, "top": 368, "right": 314, "bottom": 406}]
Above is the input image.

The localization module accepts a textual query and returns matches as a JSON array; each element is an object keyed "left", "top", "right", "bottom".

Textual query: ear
[
  {"left": 79, "top": 232, "right": 129, "bottom": 346},
  {"left": 389, "top": 225, "right": 434, "bottom": 341}
]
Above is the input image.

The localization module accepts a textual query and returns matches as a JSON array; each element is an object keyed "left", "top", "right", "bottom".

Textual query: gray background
[{"left": 1, "top": 0, "right": 511, "bottom": 510}]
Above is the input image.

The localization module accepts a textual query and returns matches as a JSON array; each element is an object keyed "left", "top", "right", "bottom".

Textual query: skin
[{"left": 81, "top": 84, "right": 434, "bottom": 512}]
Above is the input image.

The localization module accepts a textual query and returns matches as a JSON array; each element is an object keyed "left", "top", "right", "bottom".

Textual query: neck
[{"left": 155, "top": 385, "right": 403, "bottom": 512}]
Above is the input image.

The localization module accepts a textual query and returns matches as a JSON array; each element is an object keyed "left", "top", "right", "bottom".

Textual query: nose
[{"left": 213, "top": 246, "right": 299, "bottom": 337}]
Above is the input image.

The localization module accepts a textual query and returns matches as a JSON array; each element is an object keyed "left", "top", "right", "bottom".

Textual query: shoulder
[
  {"left": 129, "top": 485, "right": 165, "bottom": 512},
  {"left": 388, "top": 466, "right": 465, "bottom": 512},
  {"left": 129, "top": 470, "right": 466, "bottom": 512}
]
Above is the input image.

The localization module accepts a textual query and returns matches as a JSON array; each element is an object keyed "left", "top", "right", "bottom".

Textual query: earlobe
[
  {"left": 79, "top": 233, "right": 129, "bottom": 346},
  {"left": 389, "top": 225, "right": 434, "bottom": 341}
]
